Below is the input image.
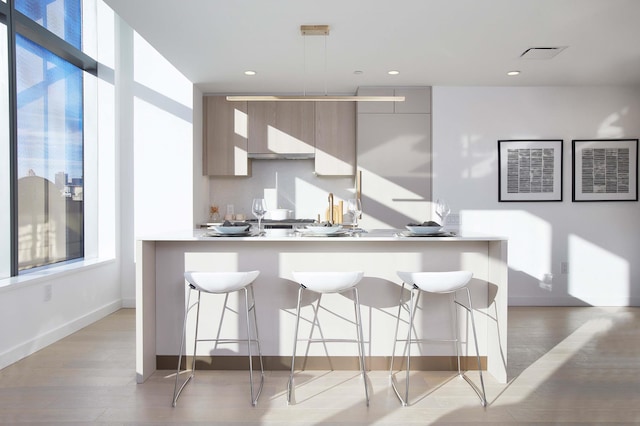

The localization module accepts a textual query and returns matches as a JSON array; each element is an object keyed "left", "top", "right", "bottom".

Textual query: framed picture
[
  {"left": 498, "top": 139, "right": 563, "bottom": 202},
  {"left": 572, "top": 139, "right": 638, "bottom": 202}
]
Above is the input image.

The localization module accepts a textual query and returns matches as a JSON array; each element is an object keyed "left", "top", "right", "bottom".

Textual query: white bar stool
[
  {"left": 172, "top": 271, "right": 264, "bottom": 407},
  {"left": 390, "top": 270, "right": 486, "bottom": 407},
  {"left": 287, "top": 271, "right": 370, "bottom": 406}
]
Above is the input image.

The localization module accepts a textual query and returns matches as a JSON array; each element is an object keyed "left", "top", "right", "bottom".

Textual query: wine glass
[
  {"left": 347, "top": 198, "right": 362, "bottom": 230},
  {"left": 251, "top": 198, "right": 267, "bottom": 234},
  {"left": 434, "top": 198, "right": 450, "bottom": 227}
]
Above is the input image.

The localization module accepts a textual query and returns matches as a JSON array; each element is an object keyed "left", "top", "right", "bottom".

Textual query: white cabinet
[
  {"left": 356, "top": 87, "right": 432, "bottom": 228},
  {"left": 314, "top": 101, "right": 356, "bottom": 176},
  {"left": 203, "top": 96, "right": 249, "bottom": 176}
]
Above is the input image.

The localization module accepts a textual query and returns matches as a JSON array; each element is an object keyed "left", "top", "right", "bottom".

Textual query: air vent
[{"left": 520, "top": 47, "right": 567, "bottom": 59}]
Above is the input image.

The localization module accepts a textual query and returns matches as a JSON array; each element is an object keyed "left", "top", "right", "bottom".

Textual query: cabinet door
[
  {"left": 248, "top": 101, "right": 315, "bottom": 154},
  {"left": 357, "top": 113, "right": 432, "bottom": 229},
  {"left": 203, "top": 96, "right": 249, "bottom": 176},
  {"left": 315, "top": 101, "right": 356, "bottom": 175},
  {"left": 247, "top": 101, "right": 276, "bottom": 154}
]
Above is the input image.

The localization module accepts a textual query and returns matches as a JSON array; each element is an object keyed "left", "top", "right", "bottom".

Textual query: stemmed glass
[
  {"left": 251, "top": 198, "right": 267, "bottom": 234},
  {"left": 347, "top": 198, "right": 362, "bottom": 231},
  {"left": 435, "top": 198, "right": 450, "bottom": 227}
]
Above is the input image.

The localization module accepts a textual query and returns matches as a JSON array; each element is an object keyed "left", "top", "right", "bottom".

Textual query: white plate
[
  {"left": 304, "top": 225, "right": 344, "bottom": 235},
  {"left": 210, "top": 225, "right": 251, "bottom": 234},
  {"left": 405, "top": 225, "right": 443, "bottom": 235}
]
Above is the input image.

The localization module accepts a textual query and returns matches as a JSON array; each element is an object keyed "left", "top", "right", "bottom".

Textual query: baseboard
[
  {"left": 121, "top": 297, "right": 136, "bottom": 308},
  {"left": 0, "top": 300, "right": 122, "bottom": 370},
  {"left": 157, "top": 355, "right": 487, "bottom": 371},
  {"left": 509, "top": 296, "right": 640, "bottom": 306}
]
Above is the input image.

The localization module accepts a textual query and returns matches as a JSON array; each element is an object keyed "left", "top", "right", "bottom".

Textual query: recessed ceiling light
[
  {"left": 388, "top": 70, "right": 400, "bottom": 75},
  {"left": 353, "top": 70, "right": 364, "bottom": 75},
  {"left": 507, "top": 70, "right": 521, "bottom": 76},
  {"left": 244, "top": 70, "right": 257, "bottom": 76}
]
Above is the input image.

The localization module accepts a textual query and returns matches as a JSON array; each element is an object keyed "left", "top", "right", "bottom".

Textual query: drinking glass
[
  {"left": 347, "top": 198, "right": 362, "bottom": 230},
  {"left": 435, "top": 198, "right": 450, "bottom": 227},
  {"left": 251, "top": 198, "right": 267, "bottom": 233}
]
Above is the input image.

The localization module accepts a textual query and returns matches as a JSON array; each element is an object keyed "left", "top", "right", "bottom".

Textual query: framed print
[
  {"left": 498, "top": 139, "right": 563, "bottom": 202},
  {"left": 572, "top": 139, "right": 638, "bottom": 202}
]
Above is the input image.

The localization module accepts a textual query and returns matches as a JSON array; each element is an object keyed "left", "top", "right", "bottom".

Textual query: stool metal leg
[
  {"left": 172, "top": 287, "right": 200, "bottom": 407},
  {"left": 244, "top": 284, "right": 264, "bottom": 406},
  {"left": 455, "top": 287, "right": 487, "bottom": 407},
  {"left": 352, "top": 287, "right": 370, "bottom": 406},
  {"left": 390, "top": 284, "right": 416, "bottom": 406},
  {"left": 287, "top": 285, "right": 304, "bottom": 404}
]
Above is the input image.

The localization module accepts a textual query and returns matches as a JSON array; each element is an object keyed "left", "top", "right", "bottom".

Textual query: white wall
[
  {"left": 0, "top": 1, "right": 122, "bottom": 370},
  {"left": 433, "top": 86, "right": 640, "bottom": 306}
]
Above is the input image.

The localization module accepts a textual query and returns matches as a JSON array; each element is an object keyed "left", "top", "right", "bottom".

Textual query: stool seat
[
  {"left": 396, "top": 271, "right": 472, "bottom": 293},
  {"left": 184, "top": 271, "right": 260, "bottom": 293},
  {"left": 291, "top": 271, "right": 364, "bottom": 293},
  {"left": 391, "top": 270, "right": 486, "bottom": 407},
  {"left": 287, "top": 271, "right": 369, "bottom": 406},
  {"left": 172, "top": 270, "right": 264, "bottom": 407}
]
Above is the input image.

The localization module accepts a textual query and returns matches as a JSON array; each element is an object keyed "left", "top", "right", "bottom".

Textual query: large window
[{"left": 2, "top": 0, "right": 96, "bottom": 276}]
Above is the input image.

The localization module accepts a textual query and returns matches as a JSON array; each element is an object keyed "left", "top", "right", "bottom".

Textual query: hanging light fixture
[{"left": 227, "top": 25, "right": 404, "bottom": 103}]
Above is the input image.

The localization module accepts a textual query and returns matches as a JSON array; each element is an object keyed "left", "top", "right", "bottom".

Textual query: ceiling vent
[{"left": 520, "top": 47, "right": 567, "bottom": 59}]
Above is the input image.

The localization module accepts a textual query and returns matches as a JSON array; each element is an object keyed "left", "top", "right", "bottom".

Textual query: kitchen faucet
[{"left": 328, "top": 193, "right": 334, "bottom": 224}]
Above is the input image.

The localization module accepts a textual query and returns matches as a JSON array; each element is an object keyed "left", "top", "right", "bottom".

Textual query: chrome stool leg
[
  {"left": 287, "top": 285, "right": 304, "bottom": 404},
  {"left": 455, "top": 287, "right": 487, "bottom": 407},
  {"left": 352, "top": 287, "right": 370, "bottom": 406},
  {"left": 172, "top": 286, "right": 200, "bottom": 407},
  {"left": 244, "top": 285, "right": 265, "bottom": 406}
]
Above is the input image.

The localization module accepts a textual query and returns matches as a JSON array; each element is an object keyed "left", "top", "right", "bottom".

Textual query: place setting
[{"left": 204, "top": 220, "right": 257, "bottom": 237}]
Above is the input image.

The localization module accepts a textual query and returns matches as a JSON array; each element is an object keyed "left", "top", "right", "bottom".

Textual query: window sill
[{"left": 0, "top": 257, "right": 117, "bottom": 293}]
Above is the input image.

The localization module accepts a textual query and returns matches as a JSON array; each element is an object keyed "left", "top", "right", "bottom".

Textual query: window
[
  {"left": 2, "top": 0, "right": 96, "bottom": 276},
  {"left": 16, "top": 34, "right": 84, "bottom": 270}
]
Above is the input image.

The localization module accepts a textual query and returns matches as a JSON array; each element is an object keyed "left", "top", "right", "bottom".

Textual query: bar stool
[
  {"left": 172, "top": 271, "right": 264, "bottom": 407},
  {"left": 390, "top": 270, "right": 486, "bottom": 407},
  {"left": 287, "top": 271, "right": 370, "bottom": 406}
]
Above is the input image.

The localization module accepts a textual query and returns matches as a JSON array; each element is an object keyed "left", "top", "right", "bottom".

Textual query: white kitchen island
[{"left": 136, "top": 229, "right": 508, "bottom": 384}]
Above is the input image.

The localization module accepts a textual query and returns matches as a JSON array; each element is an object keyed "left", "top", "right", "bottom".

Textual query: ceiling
[{"left": 103, "top": 0, "right": 640, "bottom": 95}]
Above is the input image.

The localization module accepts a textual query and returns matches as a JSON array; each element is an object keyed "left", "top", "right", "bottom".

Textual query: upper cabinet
[
  {"left": 356, "top": 87, "right": 431, "bottom": 114},
  {"left": 248, "top": 101, "right": 315, "bottom": 156},
  {"left": 204, "top": 96, "right": 356, "bottom": 176},
  {"left": 203, "top": 96, "right": 249, "bottom": 176},
  {"left": 314, "top": 101, "right": 356, "bottom": 176}
]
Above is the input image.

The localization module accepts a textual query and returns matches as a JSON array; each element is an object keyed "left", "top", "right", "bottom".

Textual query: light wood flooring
[{"left": 1, "top": 306, "right": 639, "bottom": 424}]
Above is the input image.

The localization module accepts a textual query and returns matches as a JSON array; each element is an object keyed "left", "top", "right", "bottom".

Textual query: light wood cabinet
[
  {"left": 248, "top": 101, "right": 315, "bottom": 155},
  {"left": 203, "top": 96, "right": 249, "bottom": 176},
  {"left": 356, "top": 87, "right": 432, "bottom": 228},
  {"left": 314, "top": 101, "right": 356, "bottom": 175}
]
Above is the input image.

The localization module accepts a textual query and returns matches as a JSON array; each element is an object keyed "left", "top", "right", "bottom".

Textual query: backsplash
[{"left": 209, "top": 159, "right": 355, "bottom": 221}]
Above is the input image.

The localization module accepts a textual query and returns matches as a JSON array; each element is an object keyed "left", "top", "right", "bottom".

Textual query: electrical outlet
[
  {"left": 44, "top": 284, "right": 52, "bottom": 302},
  {"left": 561, "top": 262, "right": 569, "bottom": 274}
]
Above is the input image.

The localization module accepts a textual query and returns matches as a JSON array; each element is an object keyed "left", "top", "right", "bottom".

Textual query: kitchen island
[{"left": 136, "top": 229, "right": 508, "bottom": 384}]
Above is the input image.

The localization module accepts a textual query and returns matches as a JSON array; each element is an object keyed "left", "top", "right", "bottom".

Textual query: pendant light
[{"left": 227, "top": 25, "right": 404, "bottom": 102}]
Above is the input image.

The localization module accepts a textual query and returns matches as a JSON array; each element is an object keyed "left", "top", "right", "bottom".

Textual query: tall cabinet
[{"left": 356, "top": 87, "right": 432, "bottom": 228}]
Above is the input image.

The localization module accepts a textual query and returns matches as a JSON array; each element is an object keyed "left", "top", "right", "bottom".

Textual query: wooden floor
[{"left": 1, "top": 306, "right": 639, "bottom": 424}]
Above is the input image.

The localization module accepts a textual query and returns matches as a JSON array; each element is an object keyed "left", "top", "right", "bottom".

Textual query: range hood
[{"left": 247, "top": 152, "right": 315, "bottom": 160}]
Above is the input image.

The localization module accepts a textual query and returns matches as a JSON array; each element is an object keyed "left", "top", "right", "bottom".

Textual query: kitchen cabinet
[
  {"left": 356, "top": 87, "right": 432, "bottom": 228},
  {"left": 203, "top": 96, "right": 249, "bottom": 176},
  {"left": 356, "top": 87, "right": 431, "bottom": 114},
  {"left": 314, "top": 101, "right": 356, "bottom": 175},
  {"left": 248, "top": 101, "right": 315, "bottom": 155}
]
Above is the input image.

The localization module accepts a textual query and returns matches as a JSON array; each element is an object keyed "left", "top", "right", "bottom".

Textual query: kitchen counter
[{"left": 136, "top": 229, "right": 508, "bottom": 384}]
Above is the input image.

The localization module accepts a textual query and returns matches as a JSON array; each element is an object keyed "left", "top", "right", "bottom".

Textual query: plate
[
  {"left": 405, "top": 225, "right": 443, "bottom": 235},
  {"left": 210, "top": 225, "right": 251, "bottom": 234},
  {"left": 304, "top": 225, "right": 344, "bottom": 235},
  {"left": 302, "top": 229, "right": 350, "bottom": 237},
  {"left": 204, "top": 230, "right": 253, "bottom": 237}
]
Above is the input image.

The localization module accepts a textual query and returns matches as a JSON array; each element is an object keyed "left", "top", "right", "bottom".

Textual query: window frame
[{"left": 3, "top": 0, "right": 97, "bottom": 277}]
